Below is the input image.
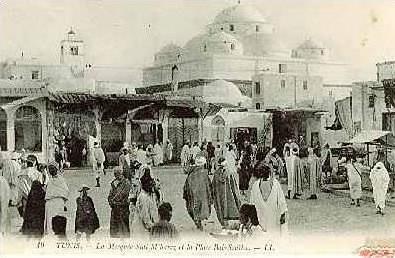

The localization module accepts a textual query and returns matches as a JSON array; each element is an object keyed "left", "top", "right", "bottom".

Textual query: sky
[{"left": 1, "top": 0, "right": 395, "bottom": 84}]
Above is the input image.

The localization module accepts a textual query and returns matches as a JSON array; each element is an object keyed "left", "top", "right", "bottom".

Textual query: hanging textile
[{"left": 326, "top": 97, "right": 353, "bottom": 137}]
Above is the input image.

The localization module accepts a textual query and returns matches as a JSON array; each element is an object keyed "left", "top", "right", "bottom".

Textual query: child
[
  {"left": 52, "top": 216, "right": 67, "bottom": 239},
  {"left": 75, "top": 185, "right": 100, "bottom": 241},
  {"left": 238, "top": 204, "right": 265, "bottom": 239}
]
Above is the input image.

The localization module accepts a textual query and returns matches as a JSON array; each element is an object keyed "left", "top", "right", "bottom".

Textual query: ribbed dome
[
  {"left": 214, "top": 4, "right": 267, "bottom": 24},
  {"left": 183, "top": 32, "right": 243, "bottom": 57}
]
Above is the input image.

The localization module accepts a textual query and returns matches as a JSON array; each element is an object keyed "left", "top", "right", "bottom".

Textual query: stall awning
[
  {"left": 346, "top": 130, "right": 395, "bottom": 145},
  {"left": 0, "top": 96, "right": 43, "bottom": 110}
]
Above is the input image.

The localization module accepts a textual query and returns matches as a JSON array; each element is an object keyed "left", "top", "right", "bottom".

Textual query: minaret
[{"left": 60, "top": 27, "right": 84, "bottom": 68}]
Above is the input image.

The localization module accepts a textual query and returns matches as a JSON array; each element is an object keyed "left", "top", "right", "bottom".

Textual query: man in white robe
[
  {"left": 370, "top": 161, "right": 390, "bottom": 215},
  {"left": 250, "top": 172, "right": 288, "bottom": 237},
  {"left": 190, "top": 142, "right": 201, "bottom": 161},
  {"left": 136, "top": 145, "right": 147, "bottom": 165},
  {"left": 153, "top": 142, "right": 163, "bottom": 167},
  {"left": 286, "top": 149, "right": 297, "bottom": 199},
  {"left": 180, "top": 143, "right": 190, "bottom": 169},
  {"left": 165, "top": 140, "right": 173, "bottom": 164}
]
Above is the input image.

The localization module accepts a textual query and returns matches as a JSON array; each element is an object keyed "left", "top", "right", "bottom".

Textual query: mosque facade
[{"left": 141, "top": 3, "right": 349, "bottom": 109}]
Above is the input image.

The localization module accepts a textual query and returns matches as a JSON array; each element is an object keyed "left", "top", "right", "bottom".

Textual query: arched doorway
[
  {"left": 211, "top": 115, "right": 225, "bottom": 143},
  {"left": 54, "top": 110, "right": 96, "bottom": 167},
  {"left": 130, "top": 107, "right": 162, "bottom": 147},
  {"left": 0, "top": 108, "right": 6, "bottom": 151},
  {"left": 15, "top": 106, "right": 42, "bottom": 152},
  {"left": 101, "top": 109, "right": 126, "bottom": 166}
]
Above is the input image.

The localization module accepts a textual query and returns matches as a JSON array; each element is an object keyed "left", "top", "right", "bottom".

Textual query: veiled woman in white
[
  {"left": 249, "top": 163, "right": 288, "bottom": 237},
  {"left": 370, "top": 160, "right": 390, "bottom": 215},
  {"left": 153, "top": 142, "right": 163, "bottom": 167},
  {"left": 45, "top": 162, "right": 69, "bottom": 235}
]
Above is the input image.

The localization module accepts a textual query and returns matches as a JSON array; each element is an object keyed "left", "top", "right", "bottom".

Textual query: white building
[
  {"left": 142, "top": 3, "right": 350, "bottom": 101},
  {"left": 0, "top": 29, "right": 136, "bottom": 94}
]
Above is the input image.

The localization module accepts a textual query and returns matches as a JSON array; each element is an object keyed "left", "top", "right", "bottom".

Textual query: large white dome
[
  {"left": 213, "top": 4, "right": 267, "bottom": 24},
  {"left": 183, "top": 32, "right": 243, "bottom": 58}
]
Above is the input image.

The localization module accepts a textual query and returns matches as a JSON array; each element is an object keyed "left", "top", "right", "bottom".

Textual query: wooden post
[{"left": 367, "top": 143, "right": 370, "bottom": 167}]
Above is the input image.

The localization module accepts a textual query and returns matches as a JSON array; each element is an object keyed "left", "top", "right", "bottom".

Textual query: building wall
[
  {"left": 252, "top": 73, "right": 323, "bottom": 108},
  {"left": 351, "top": 82, "right": 385, "bottom": 133},
  {"left": 377, "top": 61, "right": 395, "bottom": 82},
  {"left": 142, "top": 57, "right": 213, "bottom": 87},
  {"left": 142, "top": 52, "right": 349, "bottom": 91},
  {"left": 323, "top": 85, "right": 352, "bottom": 101},
  {"left": 0, "top": 97, "right": 47, "bottom": 162}
]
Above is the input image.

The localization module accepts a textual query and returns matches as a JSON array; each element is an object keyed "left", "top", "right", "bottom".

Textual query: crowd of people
[
  {"left": 180, "top": 139, "right": 289, "bottom": 238},
  {"left": 0, "top": 136, "right": 392, "bottom": 242},
  {"left": 0, "top": 153, "right": 72, "bottom": 239}
]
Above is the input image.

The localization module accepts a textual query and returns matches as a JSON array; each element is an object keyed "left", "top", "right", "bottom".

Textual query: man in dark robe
[
  {"left": 212, "top": 158, "right": 241, "bottom": 227},
  {"left": 183, "top": 157, "right": 212, "bottom": 231},
  {"left": 108, "top": 167, "right": 131, "bottom": 238}
]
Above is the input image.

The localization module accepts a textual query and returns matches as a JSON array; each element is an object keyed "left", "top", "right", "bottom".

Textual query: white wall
[{"left": 252, "top": 73, "right": 323, "bottom": 108}]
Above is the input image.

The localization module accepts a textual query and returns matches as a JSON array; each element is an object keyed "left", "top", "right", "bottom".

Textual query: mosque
[
  {"left": 141, "top": 2, "right": 349, "bottom": 107},
  {"left": 141, "top": 2, "right": 350, "bottom": 150}
]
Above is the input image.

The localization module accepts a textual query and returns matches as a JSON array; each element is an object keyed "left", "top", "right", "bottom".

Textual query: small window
[
  {"left": 255, "top": 82, "right": 261, "bottom": 95},
  {"left": 256, "top": 103, "right": 261, "bottom": 110},
  {"left": 31, "top": 71, "right": 39, "bottom": 80},
  {"left": 230, "top": 24, "right": 234, "bottom": 32},
  {"left": 303, "top": 80, "right": 308, "bottom": 90},
  {"left": 255, "top": 25, "right": 260, "bottom": 32},
  {"left": 321, "top": 49, "right": 324, "bottom": 55},
  {"left": 203, "top": 44, "right": 207, "bottom": 52},
  {"left": 70, "top": 46, "right": 79, "bottom": 55},
  {"left": 279, "top": 64, "right": 287, "bottom": 73},
  {"left": 329, "top": 90, "right": 333, "bottom": 97},
  {"left": 220, "top": 27, "right": 224, "bottom": 31},
  {"left": 281, "top": 80, "right": 286, "bottom": 89},
  {"left": 230, "top": 43, "right": 235, "bottom": 50}
]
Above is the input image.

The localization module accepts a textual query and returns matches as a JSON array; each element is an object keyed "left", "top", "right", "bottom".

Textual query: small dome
[
  {"left": 157, "top": 43, "right": 182, "bottom": 54},
  {"left": 183, "top": 32, "right": 243, "bottom": 57},
  {"left": 292, "top": 38, "right": 328, "bottom": 60},
  {"left": 154, "top": 43, "right": 182, "bottom": 65},
  {"left": 214, "top": 4, "right": 267, "bottom": 24},
  {"left": 203, "top": 79, "right": 250, "bottom": 106},
  {"left": 297, "top": 38, "right": 324, "bottom": 50}
]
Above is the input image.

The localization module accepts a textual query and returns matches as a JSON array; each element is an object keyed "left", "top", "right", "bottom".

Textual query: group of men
[{"left": 283, "top": 139, "right": 322, "bottom": 200}]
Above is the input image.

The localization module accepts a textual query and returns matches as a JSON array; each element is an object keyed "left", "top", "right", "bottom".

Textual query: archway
[
  {"left": 15, "top": 106, "right": 42, "bottom": 152},
  {"left": 211, "top": 115, "right": 225, "bottom": 143}
]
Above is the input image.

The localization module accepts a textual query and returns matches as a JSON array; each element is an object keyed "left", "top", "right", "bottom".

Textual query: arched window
[
  {"left": 15, "top": 106, "right": 42, "bottom": 152},
  {"left": 211, "top": 116, "right": 225, "bottom": 143},
  {"left": 0, "top": 108, "right": 6, "bottom": 151}
]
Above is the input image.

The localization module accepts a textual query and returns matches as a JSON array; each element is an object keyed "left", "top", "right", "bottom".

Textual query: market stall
[{"left": 345, "top": 130, "right": 395, "bottom": 191}]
